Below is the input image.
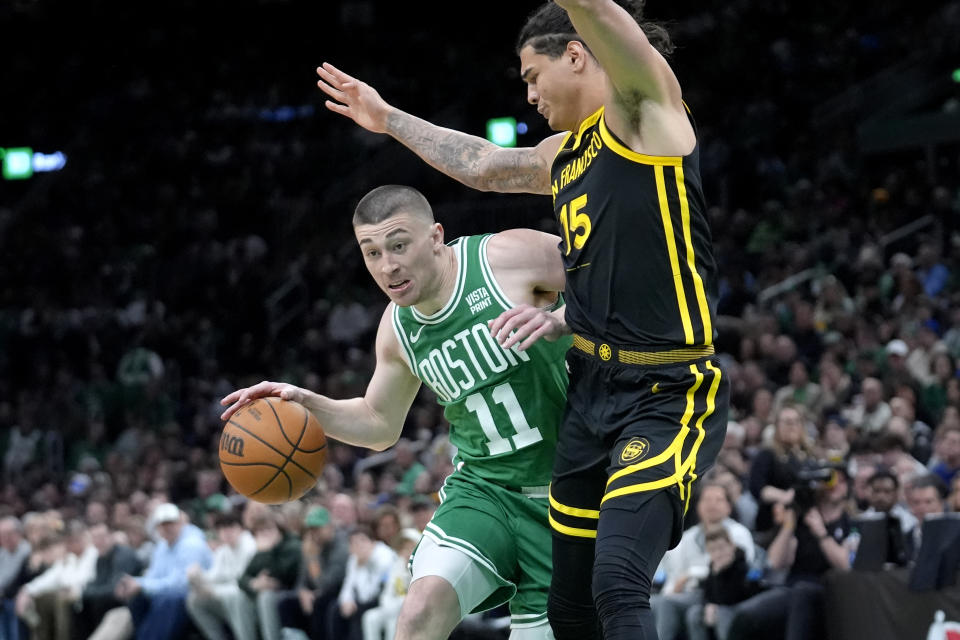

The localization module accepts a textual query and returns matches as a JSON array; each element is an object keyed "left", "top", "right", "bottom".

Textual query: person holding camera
[
  {"left": 727, "top": 468, "right": 855, "bottom": 640},
  {"left": 749, "top": 404, "right": 817, "bottom": 546}
]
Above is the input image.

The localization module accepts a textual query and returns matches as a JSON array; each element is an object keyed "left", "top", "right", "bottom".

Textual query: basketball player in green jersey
[
  {"left": 221, "top": 185, "right": 570, "bottom": 640},
  {"left": 316, "top": 3, "right": 730, "bottom": 639}
]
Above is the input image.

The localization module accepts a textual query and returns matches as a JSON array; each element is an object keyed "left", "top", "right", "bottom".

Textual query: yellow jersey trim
[
  {"left": 601, "top": 362, "right": 716, "bottom": 506},
  {"left": 554, "top": 132, "right": 574, "bottom": 162},
  {"left": 549, "top": 490, "right": 600, "bottom": 519},
  {"left": 675, "top": 166, "right": 713, "bottom": 346},
  {"left": 548, "top": 513, "right": 598, "bottom": 539},
  {"left": 678, "top": 360, "right": 722, "bottom": 494},
  {"left": 570, "top": 106, "right": 604, "bottom": 151},
  {"left": 655, "top": 165, "right": 695, "bottom": 344},
  {"left": 598, "top": 112, "right": 683, "bottom": 166}
]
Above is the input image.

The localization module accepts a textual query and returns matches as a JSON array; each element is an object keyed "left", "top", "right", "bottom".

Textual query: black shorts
[{"left": 548, "top": 336, "right": 730, "bottom": 548}]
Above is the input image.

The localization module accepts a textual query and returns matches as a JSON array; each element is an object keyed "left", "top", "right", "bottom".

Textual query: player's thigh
[
  {"left": 547, "top": 411, "right": 607, "bottom": 606},
  {"left": 417, "top": 487, "right": 519, "bottom": 615},
  {"left": 549, "top": 388, "right": 608, "bottom": 544},
  {"left": 410, "top": 535, "right": 511, "bottom": 622},
  {"left": 602, "top": 357, "right": 729, "bottom": 545},
  {"left": 506, "top": 491, "right": 553, "bottom": 631}
]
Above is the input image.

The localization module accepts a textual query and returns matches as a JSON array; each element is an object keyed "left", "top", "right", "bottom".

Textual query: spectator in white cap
[
  {"left": 90, "top": 502, "right": 211, "bottom": 640},
  {"left": 882, "top": 338, "right": 916, "bottom": 397}
]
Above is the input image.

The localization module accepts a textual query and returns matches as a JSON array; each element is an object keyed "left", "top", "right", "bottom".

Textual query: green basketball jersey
[{"left": 391, "top": 234, "right": 572, "bottom": 488}]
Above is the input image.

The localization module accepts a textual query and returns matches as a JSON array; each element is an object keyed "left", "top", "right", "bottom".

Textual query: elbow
[
  {"left": 367, "top": 441, "right": 392, "bottom": 453},
  {"left": 368, "top": 431, "right": 401, "bottom": 452}
]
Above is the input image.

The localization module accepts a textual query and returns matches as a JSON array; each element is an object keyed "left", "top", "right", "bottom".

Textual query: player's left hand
[{"left": 488, "top": 304, "right": 568, "bottom": 351}]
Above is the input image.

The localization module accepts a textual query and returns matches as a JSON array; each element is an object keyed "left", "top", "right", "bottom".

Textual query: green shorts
[{"left": 412, "top": 466, "right": 552, "bottom": 630}]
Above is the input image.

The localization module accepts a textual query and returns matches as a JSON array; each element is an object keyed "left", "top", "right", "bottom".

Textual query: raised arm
[
  {"left": 317, "top": 62, "right": 562, "bottom": 194},
  {"left": 220, "top": 308, "right": 421, "bottom": 452},
  {"left": 554, "top": 0, "right": 682, "bottom": 107}
]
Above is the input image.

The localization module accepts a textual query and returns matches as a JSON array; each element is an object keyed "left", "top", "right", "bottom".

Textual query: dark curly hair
[{"left": 516, "top": 0, "right": 674, "bottom": 59}]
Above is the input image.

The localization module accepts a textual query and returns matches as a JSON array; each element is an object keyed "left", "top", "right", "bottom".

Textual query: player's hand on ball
[
  {"left": 220, "top": 381, "right": 308, "bottom": 421},
  {"left": 317, "top": 62, "right": 391, "bottom": 134},
  {"left": 488, "top": 304, "right": 568, "bottom": 351}
]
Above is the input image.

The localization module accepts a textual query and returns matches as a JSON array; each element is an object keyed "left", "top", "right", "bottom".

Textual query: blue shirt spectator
[{"left": 135, "top": 504, "right": 211, "bottom": 596}]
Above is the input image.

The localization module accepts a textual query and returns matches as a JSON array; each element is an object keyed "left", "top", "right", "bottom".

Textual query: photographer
[
  {"left": 749, "top": 404, "right": 817, "bottom": 545},
  {"left": 728, "top": 468, "right": 855, "bottom": 640}
]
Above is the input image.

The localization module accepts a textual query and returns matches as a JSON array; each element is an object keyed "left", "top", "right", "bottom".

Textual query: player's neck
[
  {"left": 569, "top": 74, "right": 607, "bottom": 131},
  {"left": 412, "top": 245, "right": 458, "bottom": 317}
]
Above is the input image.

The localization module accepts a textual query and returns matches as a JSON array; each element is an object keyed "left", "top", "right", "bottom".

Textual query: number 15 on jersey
[{"left": 558, "top": 193, "right": 592, "bottom": 256}]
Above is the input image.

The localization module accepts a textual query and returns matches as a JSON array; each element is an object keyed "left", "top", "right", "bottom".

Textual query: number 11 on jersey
[{"left": 465, "top": 382, "right": 543, "bottom": 455}]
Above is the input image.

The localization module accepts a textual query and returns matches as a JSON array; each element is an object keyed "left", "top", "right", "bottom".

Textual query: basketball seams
[
  {"left": 251, "top": 398, "right": 313, "bottom": 500},
  {"left": 293, "top": 403, "right": 326, "bottom": 453},
  {"left": 220, "top": 461, "right": 285, "bottom": 469},
  {"left": 266, "top": 397, "right": 301, "bottom": 450},
  {"left": 225, "top": 419, "right": 316, "bottom": 479},
  {"left": 222, "top": 398, "right": 327, "bottom": 504}
]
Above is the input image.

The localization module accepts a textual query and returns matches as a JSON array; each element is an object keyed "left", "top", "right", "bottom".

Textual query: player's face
[
  {"left": 355, "top": 212, "right": 442, "bottom": 307},
  {"left": 519, "top": 45, "right": 580, "bottom": 132}
]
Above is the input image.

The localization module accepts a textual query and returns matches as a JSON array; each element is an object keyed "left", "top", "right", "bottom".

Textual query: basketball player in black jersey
[{"left": 316, "top": 2, "right": 729, "bottom": 638}]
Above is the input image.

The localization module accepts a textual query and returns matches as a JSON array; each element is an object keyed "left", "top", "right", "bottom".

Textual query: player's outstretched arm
[
  {"left": 220, "top": 309, "right": 420, "bottom": 451},
  {"left": 554, "top": 0, "right": 682, "bottom": 108},
  {"left": 318, "top": 62, "right": 562, "bottom": 195}
]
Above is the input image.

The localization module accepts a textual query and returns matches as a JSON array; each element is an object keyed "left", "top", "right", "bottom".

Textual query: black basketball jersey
[{"left": 550, "top": 105, "right": 718, "bottom": 349}]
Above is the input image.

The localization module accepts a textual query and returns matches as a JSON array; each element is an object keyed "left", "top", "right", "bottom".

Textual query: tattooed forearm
[
  {"left": 386, "top": 110, "right": 491, "bottom": 186},
  {"left": 385, "top": 109, "right": 550, "bottom": 194}
]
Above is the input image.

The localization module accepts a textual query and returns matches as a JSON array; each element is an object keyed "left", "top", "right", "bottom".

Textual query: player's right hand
[
  {"left": 317, "top": 62, "right": 391, "bottom": 133},
  {"left": 220, "top": 380, "right": 307, "bottom": 421}
]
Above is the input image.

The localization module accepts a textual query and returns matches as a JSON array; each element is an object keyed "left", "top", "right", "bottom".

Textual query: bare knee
[{"left": 395, "top": 576, "right": 461, "bottom": 640}]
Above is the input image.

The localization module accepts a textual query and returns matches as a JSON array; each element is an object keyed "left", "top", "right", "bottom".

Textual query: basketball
[{"left": 219, "top": 397, "right": 327, "bottom": 504}]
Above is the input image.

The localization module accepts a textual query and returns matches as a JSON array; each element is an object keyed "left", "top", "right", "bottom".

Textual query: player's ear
[
  {"left": 432, "top": 223, "right": 445, "bottom": 250},
  {"left": 567, "top": 41, "right": 588, "bottom": 72}
]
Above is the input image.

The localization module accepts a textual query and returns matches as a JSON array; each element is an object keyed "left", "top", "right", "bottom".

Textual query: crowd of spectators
[{"left": 2, "top": 0, "right": 960, "bottom": 639}]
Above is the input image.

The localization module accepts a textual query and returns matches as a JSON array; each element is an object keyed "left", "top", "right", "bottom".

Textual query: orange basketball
[{"left": 219, "top": 397, "right": 327, "bottom": 504}]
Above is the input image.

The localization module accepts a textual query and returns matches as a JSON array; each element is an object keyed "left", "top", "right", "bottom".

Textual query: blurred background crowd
[{"left": 1, "top": 0, "right": 960, "bottom": 639}]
